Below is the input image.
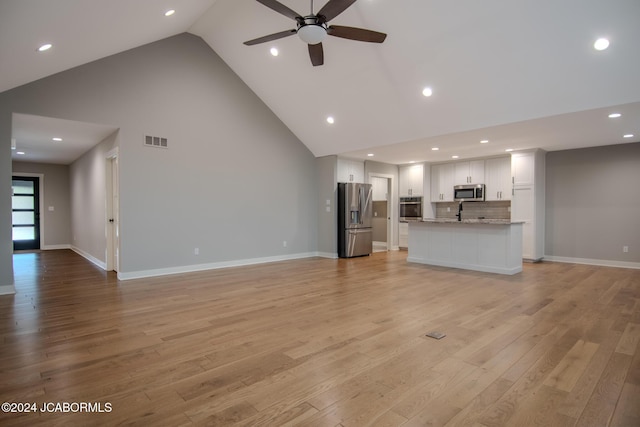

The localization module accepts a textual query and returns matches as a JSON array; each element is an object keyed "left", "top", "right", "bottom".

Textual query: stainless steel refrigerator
[{"left": 338, "top": 182, "right": 373, "bottom": 258}]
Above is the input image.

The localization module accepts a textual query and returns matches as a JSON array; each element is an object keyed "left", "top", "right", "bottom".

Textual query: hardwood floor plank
[
  {"left": 0, "top": 249, "right": 638, "bottom": 425},
  {"left": 542, "top": 339, "right": 600, "bottom": 392},
  {"left": 575, "top": 352, "right": 633, "bottom": 427},
  {"left": 615, "top": 322, "right": 640, "bottom": 355}
]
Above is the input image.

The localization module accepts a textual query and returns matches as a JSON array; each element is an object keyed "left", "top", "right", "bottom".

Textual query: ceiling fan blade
[
  {"left": 317, "top": 0, "right": 357, "bottom": 22},
  {"left": 327, "top": 25, "right": 386, "bottom": 43},
  {"left": 244, "top": 29, "right": 297, "bottom": 46},
  {"left": 308, "top": 43, "right": 324, "bottom": 66},
  {"left": 254, "top": 0, "right": 302, "bottom": 21}
]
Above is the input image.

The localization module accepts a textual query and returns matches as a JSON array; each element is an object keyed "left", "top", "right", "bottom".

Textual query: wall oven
[
  {"left": 399, "top": 197, "right": 422, "bottom": 221},
  {"left": 454, "top": 184, "right": 485, "bottom": 202}
]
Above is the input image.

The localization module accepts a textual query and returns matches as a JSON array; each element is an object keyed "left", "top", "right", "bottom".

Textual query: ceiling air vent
[{"left": 144, "top": 135, "right": 168, "bottom": 149}]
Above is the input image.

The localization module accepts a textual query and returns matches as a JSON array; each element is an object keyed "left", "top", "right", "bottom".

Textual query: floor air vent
[{"left": 144, "top": 135, "right": 168, "bottom": 149}]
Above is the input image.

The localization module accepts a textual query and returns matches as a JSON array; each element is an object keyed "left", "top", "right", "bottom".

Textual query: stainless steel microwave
[{"left": 454, "top": 184, "right": 485, "bottom": 202}]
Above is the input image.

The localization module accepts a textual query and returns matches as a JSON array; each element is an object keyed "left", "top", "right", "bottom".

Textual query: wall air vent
[{"left": 144, "top": 135, "right": 168, "bottom": 149}]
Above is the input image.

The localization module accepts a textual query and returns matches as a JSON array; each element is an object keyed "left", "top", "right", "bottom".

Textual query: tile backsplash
[{"left": 435, "top": 201, "right": 511, "bottom": 220}]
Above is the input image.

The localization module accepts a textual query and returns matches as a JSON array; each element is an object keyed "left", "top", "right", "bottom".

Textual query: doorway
[
  {"left": 370, "top": 174, "right": 393, "bottom": 252},
  {"left": 11, "top": 176, "right": 41, "bottom": 251}
]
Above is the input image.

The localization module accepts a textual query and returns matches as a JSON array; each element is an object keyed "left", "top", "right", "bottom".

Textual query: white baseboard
[
  {"left": 316, "top": 252, "right": 338, "bottom": 259},
  {"left": 43, "top": 244, "right": 71, "bottom": 250},
  {"left": 71, "top": 246, "right": 107, "bottom": 270},
  {"left": 544, "top": 255, "right": 640, "bottom": 270},
  {"left": 118, "top": 252, "right": 322, "bottom": 281},
  {"left": 0, "top": 284, "right": 16, "bottom": 295}
]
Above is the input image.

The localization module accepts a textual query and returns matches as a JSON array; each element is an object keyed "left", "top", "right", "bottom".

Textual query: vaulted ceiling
[{"left": 2, "top": 0, "right": 639, "bottom": 165}]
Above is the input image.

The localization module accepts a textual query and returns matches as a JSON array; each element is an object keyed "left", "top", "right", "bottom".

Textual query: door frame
[
  {"left": 105, "top": 147, "right": 119, "bottom": 272},
  {"left": 12, "top": 173, "right": 45, "bottom": 250},
  {"left": 368, "top": 172, "right": 395, "bottom": 251}
]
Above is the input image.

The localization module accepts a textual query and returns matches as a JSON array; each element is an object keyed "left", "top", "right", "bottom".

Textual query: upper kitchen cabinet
[
  {"left": 485, "top": 157, "right": 512, "bottom": 201},
  {"left": 454, "top": 160, "right": 485, "bottom": 185},
  {"left": 370, "top": 176, "right": 389, "bottom": 201},
  {"left": 430, "top": 163, "right": 455, "bottom": 202},
  {"left": 511, "top": 152, "right": 535, "bottom": 186},
  {"left": 399, "top": 164, "right": 424, "bottom": 197},
  {"left": 337, "top": 158, "right": 365, "bottom": 183}
]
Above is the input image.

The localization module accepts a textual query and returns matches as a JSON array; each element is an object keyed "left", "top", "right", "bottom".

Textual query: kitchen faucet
[{"left": 456, "top": 201, "right": 463, "bottom": 221}]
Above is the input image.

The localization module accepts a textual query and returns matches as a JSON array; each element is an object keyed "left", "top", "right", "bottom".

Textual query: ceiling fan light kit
[
  {"left": 244, "top": 0, "right": 386, "bottom": 66},
  {"left": 297, "top": 19, "right": 327, "bottom": 45}
]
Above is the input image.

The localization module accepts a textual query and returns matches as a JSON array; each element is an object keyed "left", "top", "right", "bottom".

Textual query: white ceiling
[{"left": 2, "top": 0, "right": 639, "bottom": 165}]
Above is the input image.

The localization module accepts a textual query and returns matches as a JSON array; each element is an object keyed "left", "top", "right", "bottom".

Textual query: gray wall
[
  {"left": 316, "top": 155, "right": 337, "bottom": 257},
  {"left": 0, "top": 33, "right": 317, "bottom": 282},
  {"left": 69, "top": 131, "right": 117, "bottom": 263},
  {"left": 11, "top": 161, "right": 71, "bottom": 249},
  {"left": 1, "top": 113, "right": 13, "bottom": 293},
  {"left": 545, "top": 142, "right": 640, "bottom": 263}
]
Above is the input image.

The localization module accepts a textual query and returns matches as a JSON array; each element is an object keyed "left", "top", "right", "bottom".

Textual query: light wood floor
[{"left": 1, "top": 250, "right": 639, "bottom": 426}]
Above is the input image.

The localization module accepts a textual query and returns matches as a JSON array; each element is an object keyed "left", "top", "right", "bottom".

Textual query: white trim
[
  {"left": 544, "top": 255, "right": 640, "bottom": 270},
  {"left": 71, "top": 246, "right": 107, "bottom": 270},
  {"left": 0, "top": 285, "right": 16, "bottom": 295},
  {"left": 117, "top": 252, "right": 322, "bottom": 281},
  {"left": 43, "top": 244, "right": 71, "bottom": 250},
  {"left": 317, "top": 251, "right": 338, "bottom": 259}
]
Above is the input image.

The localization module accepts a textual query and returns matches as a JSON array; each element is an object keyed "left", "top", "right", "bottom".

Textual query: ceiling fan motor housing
[{"left": 297, "top": 16, "right": 328, "bottom": 45}]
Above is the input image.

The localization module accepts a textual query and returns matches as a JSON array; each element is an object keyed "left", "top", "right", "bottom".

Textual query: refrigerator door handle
[{"left": 358, "top": 186, "right": 364, "bottom": 224}]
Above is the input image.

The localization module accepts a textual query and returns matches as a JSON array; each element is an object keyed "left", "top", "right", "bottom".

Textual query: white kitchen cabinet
[
  {"left": 337, "top": 158, "right": 364, "bottom": 183},
  {"left": 399, "top": 222, "right": 409, "bottom": 249},
  {"left": 430, "top": 163, "right": 455, "bottom": 202},
  {"left": 510, "top": 150, "right": 545, "bottom": 261},
  {"left": 454, "top": 160, "right": 485, "bottom": 185},
  {"left": 371, "top": 176, "right": 388, "bottom": 201},
  {"left": 485, "top": 157, "right": 512, "bottom": 201},
  {"left": 511, "top": 186, "right": 534, "bottom": 259},
  {"left": 511, "top": 152, "right": 535, "bottom": 186},
  {"left": 399, "top": 164, "right": 424, "bottom": 197}
]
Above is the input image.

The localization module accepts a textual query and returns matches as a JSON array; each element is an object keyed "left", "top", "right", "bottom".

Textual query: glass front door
[{"left": 12, "top": 177, "right": 40, "bottom": 251}]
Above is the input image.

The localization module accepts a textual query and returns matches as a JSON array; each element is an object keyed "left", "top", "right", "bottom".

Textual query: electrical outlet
[
  {"left": 623, "top": 246, "right": 629, "bottom": 253},
  {"left": 283, "top": 241, "right": 287, "bottom": 247},
  {"left": 447, "top": 207, "right": 450, "bottom": 212},
  {"left": 194, "top": 247, "right": 199, "bottom": 255}
]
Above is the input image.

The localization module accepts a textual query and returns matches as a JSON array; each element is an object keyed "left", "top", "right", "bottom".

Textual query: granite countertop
[{"left": 418, "top": 218, "right": 524, "bottom": 225}]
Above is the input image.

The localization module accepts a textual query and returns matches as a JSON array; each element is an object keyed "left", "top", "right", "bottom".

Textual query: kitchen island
[{"left": 407, "top": 219, "right": 523, "bottom": 275}]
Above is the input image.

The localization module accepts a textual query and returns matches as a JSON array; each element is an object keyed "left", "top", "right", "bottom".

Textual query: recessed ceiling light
[
  {"left": 623, "top": 134, "right": 634, "bottom": 138},
  {"left": 17, "top": 151, "right": 25, "bottom": 155},
  {"left": 422, "top": 87, "right": 433, "bottom": 97},
  {"left": 38, "top": 43, "right": 52, "bottom": 52},
  {"left": 367, "top": 153, "right": 374, "bottom": 157},
  {"left": 452, "top": 155, "right": 459, "bottom": 159},
  {"left": 409, "top": 161, "right": 416, "bottom": 164},
  {"left": 52, "top": 137, "right": 62, "bottom": 141},
  {"left": 505, "top": 148, "right": 514, "bottom": 152},
  {"left": 608, "top": 113, "right": 621, "bottom": 118},
  {"left": 594, "top": 38, "right": 609, "bottom": 51},
  {"left": 326, "top": 116, "right": 335, "bottom": 124},
  {"left": 480, "top": 139, "right": 489, "bottom": 144},
  {"left": 270, "top": 47, "right": 279, "bottom": 56},
  {"left": 164, "top": 9, "right": 175, "bottom": 17},
  {"left": 431, "top": 147, "right": 439, "bottom": 151}
]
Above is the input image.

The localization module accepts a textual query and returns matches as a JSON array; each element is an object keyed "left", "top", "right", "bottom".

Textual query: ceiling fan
[{"left": 243, "top": 0, "right": 387, "bottom": 66}]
